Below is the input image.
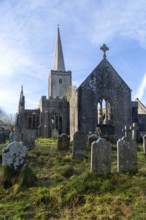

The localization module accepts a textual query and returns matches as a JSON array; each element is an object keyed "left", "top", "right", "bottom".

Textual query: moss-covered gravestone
[
  {"left": 117, "top": 126, "right": 137, "bottom": 173},
  {"left": 91, "top": 138, "right": 112, "bottom": 175},
  {"left": 2, "top": 141, "right": 28, "bottom": 170},
  {"left": 72, "top": 131, "right": 86, "bottom": 160},
  {"left": 57, "top": 133, "right": 70, "bottom": 150}
]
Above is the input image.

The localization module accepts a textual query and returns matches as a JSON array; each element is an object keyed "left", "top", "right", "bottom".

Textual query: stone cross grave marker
[
  {"left": 57, "top": 133, "right": 70, "bottom": 150},
  {"left": 72, "top": 131, "right": 86, "bottom": 160},
  {"left": 91, "top": 138, "right": 112, "bottom": 175},
  {"left": 122, "top": 125, "right": 131, "bottom": 141},
  {"left": 2, "top": 141, "right": 28, "bottom": 170}
]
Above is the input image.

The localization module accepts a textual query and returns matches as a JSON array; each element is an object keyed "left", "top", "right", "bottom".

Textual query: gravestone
[
  {"left": 9, "top": 131, "right": 20, "bottom": 142},
  {"left": 143, "top": 134, "right": 146, "bottom": 155},
  {"left": 88, "top": 134, "right": 98, "bottom": 149},
  {"left": 22, "top": 130, "right": 36, "bottom": 149},
  {"left": 91, "top": 138, "right": 112, "bottom": 175},
  {"left": 117, "top": 125, "right": 137, "bottom": 173},
  {"left": 72, "top": 131, "right": 86, "bottom": 160},
  {"left": 57, "top": 133, "right": 70, "bottom": 150},
  {"left": 2, "top": 141, "right": 28, "bottom": 170},
  {"left": 52, "top": 128, "right": 59, "bottom": 138}
]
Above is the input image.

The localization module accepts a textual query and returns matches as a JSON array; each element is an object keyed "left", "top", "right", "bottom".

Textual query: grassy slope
[{"left": 0, "top": 139, "right": 146, "bottom": 219}]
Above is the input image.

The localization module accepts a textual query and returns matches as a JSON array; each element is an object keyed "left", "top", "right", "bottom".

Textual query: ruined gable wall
[{"left": 77, "top": 60, "right": 132, "bottom": 140}]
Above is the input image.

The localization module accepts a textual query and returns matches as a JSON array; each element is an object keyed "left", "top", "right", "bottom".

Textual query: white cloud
[
  {"left": 90, "top": 0, "right": 146, "bottom": 46},
  {"left": 1, "top": 0, "right": 146, "bottom": 113},
  {"left": 135, "top": 73, "right": 146, "bottom": 100},
  {"left": 0, "top": 39, "right": 33, "bottom": 77}
]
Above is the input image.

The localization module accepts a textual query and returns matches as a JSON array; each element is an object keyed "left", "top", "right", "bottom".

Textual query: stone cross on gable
[
  {"left": 122, "top": 125, "right": 131, "bottom": 140},
  {"left": 130, "top": 122, "right": 138, "bottom": 142},
  {"left": 100, "top": 44, "right": 109, "bottom": 59}
]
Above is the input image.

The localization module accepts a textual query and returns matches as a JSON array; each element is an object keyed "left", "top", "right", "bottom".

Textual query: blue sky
[{"left": 1, "top": 0, "right": 146, "bottom": 113}]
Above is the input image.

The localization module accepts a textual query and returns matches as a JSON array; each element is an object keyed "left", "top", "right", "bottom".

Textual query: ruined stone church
[{"left": 16, "top": 27, "right": 146, "bottom": 142}]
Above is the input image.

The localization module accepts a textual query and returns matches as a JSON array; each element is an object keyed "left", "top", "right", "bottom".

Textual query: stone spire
[
  {"left": 19, "top": 85, "right": 25, "bottom": 112},
  {"left": 53, "top": 26, "right": 65, "bottom": 71}
]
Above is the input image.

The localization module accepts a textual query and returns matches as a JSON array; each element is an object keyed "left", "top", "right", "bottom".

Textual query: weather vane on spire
[{"left": 100, "top": 44, "right": 109, "bottom": 59}]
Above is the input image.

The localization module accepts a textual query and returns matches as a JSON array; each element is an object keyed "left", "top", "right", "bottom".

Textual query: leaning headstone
[
  {"left": 72, "top": 131, "right": 86, "bottom": 160},
  {"left": 57, "top": 133, "right": 70, "bottom": 150},
  {"left": 117, "top": 125, "right": 137, "bottom": 173},
  {"left": 22, "top": 130, "right": 35, "bottom": 150},
  {"left": 2, "top": 141, "right": 28, "bottom": 170},
  {"left": 88, "top": 134, "right": 98, "bottom": 149},
  {"left": 91, "top": 138, "right": 112, "bottom": 175},
  {"left": 52, "top": 128, "right": 59, "bottom": 138},
  {"left": 143, "top": 134, "right": 146, "bottom": 155}
]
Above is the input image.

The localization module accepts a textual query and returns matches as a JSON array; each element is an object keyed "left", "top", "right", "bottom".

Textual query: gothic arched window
[{"left": 51, "top": 111, "right": 63, "bottom": 134}]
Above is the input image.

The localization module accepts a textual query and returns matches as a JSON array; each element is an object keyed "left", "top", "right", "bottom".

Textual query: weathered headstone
[
  {"left": 143, "top": 134, "right": 146, "bottom": 155},
  {"left": 22, "top": 130, "right": 35, "bottom": 149},
  {"left": 88, "top": 134, "right": 98, "bottom": 149},
  {"left": 117, "top": 125, "right": 137, "bottom": 173},
  {"left": 2, "top": 141, "right": 28, "bottom": 170},
  {"left": 72, "top": 131, "right": 86, "bottom": 160},
  {"left": 57, "top": 133, "right": 70, "bottom": 150},
  {"left": 52, "top": 128, "right": 59, "bottom": 138},
  {"left": 91, "top": 138, "right": 112, "bottom": 175}
]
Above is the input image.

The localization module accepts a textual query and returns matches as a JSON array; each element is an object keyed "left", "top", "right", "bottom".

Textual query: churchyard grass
[{"left": 0, "top": 140, "right": 146, "bottom": 219}]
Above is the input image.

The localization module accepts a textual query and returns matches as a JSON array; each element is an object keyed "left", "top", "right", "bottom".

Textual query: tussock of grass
[
  {"left": 18, "top": 165, "right": 37, "bottom": 187},
  {"left": 0, "top": 164, "right": 37, "bottom": 189}
]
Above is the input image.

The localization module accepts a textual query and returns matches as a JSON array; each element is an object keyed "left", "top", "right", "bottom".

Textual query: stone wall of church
[
  {"left": 39, "top": 96, "right": 69, "bottom": 137},
  {"left": 137, "top": 115, "right": 146, "bottom": 141},
  {"left": 16, "top": 109, "right": 40, "bottom": 135},
  {"left": 48, "top": 70, "right": 72, "bottom": 98},
  {"left": 69, "top": 92, "right": 78, "bottom": 141}
]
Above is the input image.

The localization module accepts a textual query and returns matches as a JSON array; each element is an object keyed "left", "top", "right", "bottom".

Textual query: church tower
[
  {"left": 48, "top": 26, "right": 72, "bottom": 98},
  {"left": 18, "top": 85, "right": 25, "bottom": 113}
]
